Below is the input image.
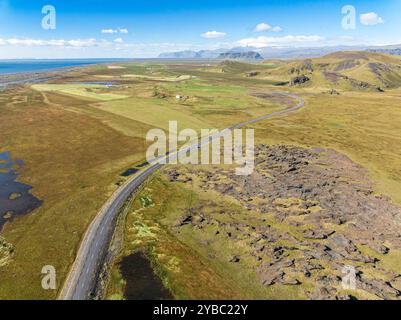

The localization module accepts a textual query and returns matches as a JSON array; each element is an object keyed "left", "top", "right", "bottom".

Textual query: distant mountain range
[
  {"left": 366, "top": 45, "right": 401, "bottom": 56},
  {"left": 218, "top": 51, "right": 263, "bottom": 60},
  {"left": 158, "top": 44, "right": 401, "bottom": 60},
  {"left": 158, "top": 49, "right": 227, "bottom": 59}
]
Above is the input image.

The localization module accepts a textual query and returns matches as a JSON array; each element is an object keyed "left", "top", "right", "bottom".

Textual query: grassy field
[
  {"left": 252, "top": 90, "right": 401, "bottom": 205},
  {"left": 1, "top": 55, "right": 401, "bottom": 299},
  {"left": 0, "top": 60, "right": 285, "bottom": 299},
  {"left": 104, "top": 55, "right": 401, "bottom": 300},
  {"left": 93, "top": 78, "right": 283, "bottom": 132},
  {"left": 95, "top": 96, "right": 211, "bottom": 132},
  {"left": 0, "top": 86, "right": 148, "bottom": 299},
  {"left": 32, "top": 84, "right": 129, "bottom": 101},
  {"left": 121, "top": 74, "right": 194, "bottom": 82}
]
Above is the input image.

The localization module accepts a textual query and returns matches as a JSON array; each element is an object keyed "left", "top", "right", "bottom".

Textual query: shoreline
[
  {"left": 0, "top": 71, "right": 66, "bottom": 89},
  {"left": 0, "top": 60, "right": 133, "bottom": 89},
  {"left": 0, "top": 67, "right": 83, "bottom": 89}
]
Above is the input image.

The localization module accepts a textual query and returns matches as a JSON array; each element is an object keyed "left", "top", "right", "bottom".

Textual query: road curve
[{"left": 59, "top": 91, "right": 305, "bottom": 300}]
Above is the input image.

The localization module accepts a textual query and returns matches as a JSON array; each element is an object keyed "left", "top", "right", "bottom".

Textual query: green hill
[{"left": 260, "top": 51, "right": 401, "bottom": 92}]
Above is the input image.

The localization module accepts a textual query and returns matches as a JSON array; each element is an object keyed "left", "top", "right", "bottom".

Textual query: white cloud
[
  {"left": 118, "top": 28, "right": 129, "bottom": 34},
  {"left": 101, "top": 28, "right": 129, "bottom": 34},
  {"left": 271, "top": 26, "right": 283, "bottom": 32},
  {"left": 201, "top": 31, "right": 227, "bottom": 39},
  {"left": 254, "top": 22, "right": 282, "bottom": 32},
  {"left": 254, "top": 23, "right": 271, "bottom": 32},
  {"left": 0, "top": 34, "right": 323, "bottom": 52},
  {"left": 237, "top": 35, "right": 324, "bottom": 48},
  {"left": 0, "top": 38, "right": 105, "bottom": 48},
  {"left": 67, "top": 39, "right": 99, "bottom": 47},
  {"left": 360, "top": 12, "right": 384, "bottom": 26},
  {"left": 101, "top": 29, "right": 118, "bottom": 34}
]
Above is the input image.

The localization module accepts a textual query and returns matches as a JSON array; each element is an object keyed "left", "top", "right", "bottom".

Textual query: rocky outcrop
[
  {"left": 164, "top": 145, "right": 401, "bottom": 300},
  {"left": 290, "top": 75, "right": 310, "bottom": 86},
  {"left": 0, "top": 236, "right": 14, "bottom": 267},
  {"left": 245, "top": 71, "right": 260, "bottom": 77},
  {"left": 289, "top": 59, "right": 314, "bottom": 75}
]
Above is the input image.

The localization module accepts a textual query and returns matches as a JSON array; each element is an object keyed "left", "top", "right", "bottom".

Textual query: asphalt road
[{"left": 59, "top": 91, "right": 305, "bottom": 300}]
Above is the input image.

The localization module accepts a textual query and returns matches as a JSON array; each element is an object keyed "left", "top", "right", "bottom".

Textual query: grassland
[
  {"left": 1, "top": 53, "right": 401, "bottom": 299},
  {"left": 95, "top": 96, "right": 210, "bottom": 132},
  {"left": 259, "top": 51, "right": 401, "bottom": 91},
  {"left": 104, "top": 54, "right": 401, "bottom": 300},
  {"left": 0, "top": 60, "right": 284, "bottom": 299},
  {"left": 252, "top": 91, "right": 401, "bottom": 205},
  {"left": 93, "top": 79, "right": 283, "bottom": 132},
  {"left": 32, "top": 84, "right": 129, "bottom": 101},
  {"left": 0, "top": 86, "right": 148, "bottom": 299},
  {"left": 121, "top": 74, "right": 194, "bottom": 82}
]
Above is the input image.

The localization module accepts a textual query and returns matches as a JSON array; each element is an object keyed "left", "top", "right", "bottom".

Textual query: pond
[
  {"left": 120, "top": 252, "right": 173, "bottom": 300},
  {"left": 137, "top": 161, "right": 149, "bottom": 168},
  {"left": 120, "top": 168, "right": 139, "bottom": 177},
  {"left": 0, "top": 151, "right": 43, "bottom": 231}
]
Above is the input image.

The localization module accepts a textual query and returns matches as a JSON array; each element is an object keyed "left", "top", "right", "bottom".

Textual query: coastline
[
  {"left": 0, "top": 69, "right": 67, "bottom": 89},
  {"left": 0, "top": 59, "right": 132, "bottom": 89}
]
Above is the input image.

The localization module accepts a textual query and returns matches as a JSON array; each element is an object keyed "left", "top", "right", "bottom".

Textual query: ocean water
[{"left": 0, "top": 59, "right": 131, "bottom": 75}]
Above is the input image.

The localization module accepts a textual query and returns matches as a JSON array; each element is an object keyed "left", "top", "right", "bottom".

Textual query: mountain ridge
[{"left": 158, "top": 44, "right": 401, "bottom": 60}]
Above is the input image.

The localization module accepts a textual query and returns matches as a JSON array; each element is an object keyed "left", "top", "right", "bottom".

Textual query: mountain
[
  {"left": 158, "top": 49, "right": 226, "bottom": 59},
  {"left": 368, "top": 48, "right": 401, "bottom": 56},
  {"left": 158, "top": 48, "right": 263, "bottom": 60},
  {"left": 258, "top": 51, "right": 401, "bottom": 91},
  {"left": 157, "top": 50, "right": 199, "bottom": 59},
  {"left": 258, "top": 45, "right": 401, "bottom": 59},
  {"left": 218, "top": 51, "right": 263, "bottom": 60},
  {"left": 157, "top": 46, "right": 366, "bottom": 60},
  {"left": 218, "top": 60, "right": 271, "bottom": 74},
  {"left": 258, "top": 46, "right": 366, "bottom": 59},
  {"left": 367, "top": 44, "right": 401, "bottom": 56},
  {"left": 158, "top": 44, "right": 401, "bottom": 60}
]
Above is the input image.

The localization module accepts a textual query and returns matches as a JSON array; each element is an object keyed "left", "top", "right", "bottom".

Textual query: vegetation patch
[{"left": 32, "top": 84, "right": 129, "bottom": 101}]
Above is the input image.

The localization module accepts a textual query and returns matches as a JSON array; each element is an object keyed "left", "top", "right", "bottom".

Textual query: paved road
[{"left": 59, "top": 91, "right": 305, "bottom": 300}]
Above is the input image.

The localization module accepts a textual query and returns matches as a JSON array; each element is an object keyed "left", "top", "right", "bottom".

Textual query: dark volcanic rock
[
  {"left": 290, "top": 75, "right": 310, "bottom": 86},
  {"left": 164, "top": 144, "right": 401, "bottom": 300}
]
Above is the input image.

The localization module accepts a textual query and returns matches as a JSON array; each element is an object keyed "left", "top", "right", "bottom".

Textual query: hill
[{"left": 259, "top": 51, "right": 401, "bottom": 91}]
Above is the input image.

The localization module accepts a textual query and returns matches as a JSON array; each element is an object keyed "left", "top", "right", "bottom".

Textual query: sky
[{"left": 0, "top": 0, "right": 400, "bottom": 58}]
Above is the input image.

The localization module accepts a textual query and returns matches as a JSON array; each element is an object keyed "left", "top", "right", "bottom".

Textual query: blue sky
[{"left": 0, "top": 0, "right": 399, "bottom": 58}]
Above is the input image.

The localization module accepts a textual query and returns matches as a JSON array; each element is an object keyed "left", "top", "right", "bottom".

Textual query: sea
[{"left": 0, "top": 59, "right": 132, "bottom": 75}]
